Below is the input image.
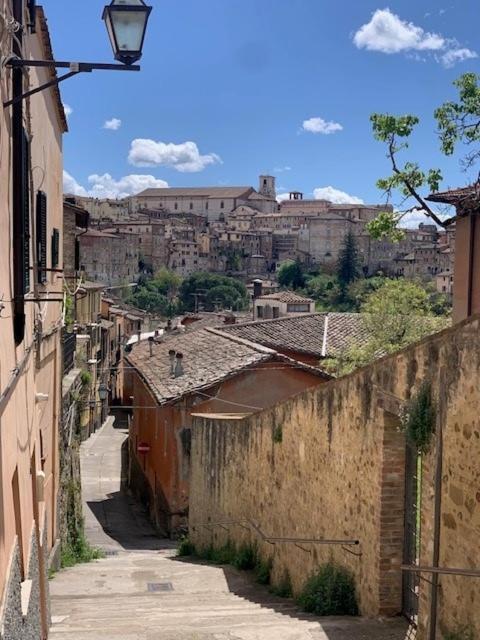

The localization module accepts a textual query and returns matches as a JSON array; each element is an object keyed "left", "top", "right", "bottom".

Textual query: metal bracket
[
  {"left": 294, "top": 543, "right": 311, "bottom": 554},
  {"left": 3, "top": 58, "right": 140, "bottom": 108}
]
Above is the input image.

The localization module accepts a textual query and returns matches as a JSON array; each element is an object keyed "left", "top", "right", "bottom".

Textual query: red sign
[{"left": 137, "top": 442, "right": 150, "bottom": 455}]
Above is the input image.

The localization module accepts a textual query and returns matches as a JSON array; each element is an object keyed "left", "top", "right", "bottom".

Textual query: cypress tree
[{"left": 337, "top": 231, "right": 359, "bottom": 290}]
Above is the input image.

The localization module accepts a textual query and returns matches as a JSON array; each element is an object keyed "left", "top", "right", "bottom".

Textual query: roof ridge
[{"left": 206, "top": 327, "right": 277, "bottom": 355}]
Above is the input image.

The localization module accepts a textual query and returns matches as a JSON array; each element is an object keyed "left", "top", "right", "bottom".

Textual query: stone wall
[{"left": 190, "top": 316, "right": 480, "bottom": 637}]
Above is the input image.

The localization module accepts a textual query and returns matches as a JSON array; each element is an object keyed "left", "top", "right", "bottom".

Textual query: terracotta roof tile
[
  {"left": 257, "top": 291, "right": 314, "bottom": 304},
  {"left": 126, "top": 328, "right": 274, "bottom": 405}
]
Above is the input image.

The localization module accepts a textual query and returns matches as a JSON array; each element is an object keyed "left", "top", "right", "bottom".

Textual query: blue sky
[{"left": 44, "top": 1, "right": 479, "bottom": 218}]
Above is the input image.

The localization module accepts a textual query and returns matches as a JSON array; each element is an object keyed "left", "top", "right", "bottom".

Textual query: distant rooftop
[
  {"left": 135, "top": 187, "right": 256, "bottom": 199},
  {"left": 257, "top": 291, "right": 314, "bottom": 304}
]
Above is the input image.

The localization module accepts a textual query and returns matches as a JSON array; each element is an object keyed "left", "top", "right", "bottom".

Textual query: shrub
[
  {"left": 402, "top": 381, "right": 436, "bottom": 453},
  {"left": 255, "top": 558, "right": 273, "bottom": 585},
  {"left": 273, "top": 425, "right": 283, "bottom": 443},
  {"left": 211, "top": 541, "right": 237, "bottom": 565},
  {"left": 80, "top": 370, "right": 92, "bottom": 387},
  {"left": 270, "top": 570, "right": 293, "bottom": 598},
  {"left": 177, "top": 536, "right": 196, "bottom": 557},
  {"left": 297, "top": 563, "right": 358, "bottom": 616},
  {"left": 233, "top": 543, "right": 258, "bottom": 570},
  {"left": 443, "top": 627, "right": 475, "bottom": 640}
]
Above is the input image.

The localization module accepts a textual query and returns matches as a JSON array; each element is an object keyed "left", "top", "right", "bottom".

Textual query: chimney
[
  {"left": 253, "top": 279, "right": 263, "bottom": 299},
  {"left": 168, "top": 349, "right": 176, "bottom": 376},
  {"left": 148, "top": 336, "right": 154, "bottom": 357},
  {"left": 224, "top": 312, "right": 236, "bottom": 325},
  {"left": 174, "top": 352, "right": 184, "bottom": 378}
]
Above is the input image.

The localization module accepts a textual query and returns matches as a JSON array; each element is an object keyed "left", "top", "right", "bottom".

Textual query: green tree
[
  {"left": 179, "top": 272, "right": 249, "bottom": 312},
  {"left": 277, "top": 260, "right": 306, "bottom": 289},
  {"left": 324, "top": 279, "right": 447, "bottom": 376},
  {"left": 368, "top": 73, "right": 480, "bottom": 241},
  {"left": 127, "top": 267, "right": 182, "bottom": 316},
  {"left": 337, "top": 231, "right": 360, "bottom": 291},
  {"left": 304, "top": 273, "right": 340, "bottom": 311}
]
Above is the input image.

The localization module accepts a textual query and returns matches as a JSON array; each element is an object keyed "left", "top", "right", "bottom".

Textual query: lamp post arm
[{"left": 3, "top": 60, "right": 141, "bottom": 109}]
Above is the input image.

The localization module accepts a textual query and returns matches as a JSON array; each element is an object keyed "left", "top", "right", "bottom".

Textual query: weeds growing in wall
[
  {"left": 60, "top": 479, "right": 103, "bottom": 569},
  {"left": 176, "top": 538, "right": 273, "bottom": 585},
  {"left": 402, "top": 381, "right": 436, "bottom": 453},
  {"left": 443, "top": 627, "right": 475, "bottom": 640},
  {"left": 297, "top": 562, "right": 359, "bottom": 616},
  {"left": 269, "top": 570, "right": 293, "bottom": 598}
]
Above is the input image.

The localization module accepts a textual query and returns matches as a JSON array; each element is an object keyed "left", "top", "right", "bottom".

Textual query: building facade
[{"left": 0, "top": 5, "right": 67, "bottom": 638}]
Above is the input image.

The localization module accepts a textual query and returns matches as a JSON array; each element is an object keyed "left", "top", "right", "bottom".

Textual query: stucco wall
[{"left": 190, "top": 317, "right": 480, "bottom": 636}]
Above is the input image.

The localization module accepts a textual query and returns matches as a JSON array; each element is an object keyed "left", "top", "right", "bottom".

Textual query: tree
[
  {"left": 277, "top": 260, "right": 306, "bottom": 289},
  {"left": 324, "top": 279, "right": 447, "bottom": 376},
  {"left": 127, "top": 267, "right": 182, "bottom": 316},
  {"left": 179, "top": 272, "right": 249, "bottom": 312},
  {"left": 367, "top": 73, "right": 480, "bottom": 241},
  {"left": 304, "top": 273, "right": 340, "bottom": 311},
  {"left": 337, "top": 231, "right": 360, "bottom": 291}
]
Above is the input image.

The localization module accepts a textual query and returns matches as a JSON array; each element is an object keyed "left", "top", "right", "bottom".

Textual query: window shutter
[
  {"left": 36, "top": 191, "right": 47, "bottom": 283},
  {"left": 22, "top": 130, "right": 30, "bottom": 293},
  {"left": 51, "top": 228, "right": 60, "bottom": 268}
]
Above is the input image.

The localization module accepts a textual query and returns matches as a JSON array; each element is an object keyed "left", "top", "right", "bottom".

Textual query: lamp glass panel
[{"left": 111, "top": 10, "right": 146, "bottom": 52}]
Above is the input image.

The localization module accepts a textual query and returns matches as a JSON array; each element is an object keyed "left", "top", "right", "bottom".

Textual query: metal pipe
[
  {"left": 402, "top": 565, "right": 480, "bottom": 578},
  {"left": 12, "top": 0, "right": 25, "bottom": 344},
  {"left": 429, "top": 412, "right": 444, "bottom": 640}
]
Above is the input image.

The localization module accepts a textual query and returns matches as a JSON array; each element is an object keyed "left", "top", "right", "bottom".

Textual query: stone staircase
[{"left": 49, "top": 549, "right": 407, "bottom": 640}]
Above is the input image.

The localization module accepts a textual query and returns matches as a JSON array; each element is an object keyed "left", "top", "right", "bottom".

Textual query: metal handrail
[
  {"left": 402, "top": 564, "right": 480, "bottom": 578},
  {"left": 192, "top": 518, "right": 360, "bottom": 547}
]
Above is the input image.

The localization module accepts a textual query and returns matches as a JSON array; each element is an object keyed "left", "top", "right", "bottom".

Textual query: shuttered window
[
  {"left": 51, "top": 228, "right": 60, "bottom": 268},
  {"left": 22, "top": 129, "right": 30, "bottom": 293},
  {"left": 36, "top": 190, "right": 47, "bottom": 283}
]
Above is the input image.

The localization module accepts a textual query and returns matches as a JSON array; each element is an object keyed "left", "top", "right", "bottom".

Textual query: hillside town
[{"left": 0, "top": 2, "right": 479, "bottom": 640}]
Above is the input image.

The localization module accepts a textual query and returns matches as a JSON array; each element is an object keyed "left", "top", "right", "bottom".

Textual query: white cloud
[
  {"left": 63, "top": 171, "right": 169, "bottom": 199},
  {"left": 302, "top": 117, "right": 343, "bottom": 135},
  {"left": 128, "top": 139, "right": 222, "bottom": 172},
  {"left": 104, "top": 117, "right": 122, "bottom": 131},
  {"left": 63, "top": 104, "right": 73, "bottom": 118},
  {"left": 276, "top": 192, "right": 291, "bottom": 203},
  {"left": 63, "top": 170, "right": 87, "bottom": 196},
  {"left": 313, "top": 186, "right": 364, "bottom": 205},
  {"left": 353, "top": 9, "right": 445, "bottom": 54},
  {"left": 274, "top": 166, "right": 292, "bottom": 173},
  {"left": 441, "top": 47, "right": 478, "bottom": 68},
  {"left": 354, "top": 8, "right": 477, "bottom": 67}
]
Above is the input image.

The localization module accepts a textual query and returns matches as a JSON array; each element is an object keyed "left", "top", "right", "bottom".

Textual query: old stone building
[
  {"left": 102, "top": 219, "right": 168, "bottom": 274},
  {"left": 126, "top": 328, "right": 329, "bottom": 535},
  {"left": 129, "top": 176, "right": 278, "bottom": 221},
  {"left": 78, "top": 228, "right": 140, "bottom": 286}
]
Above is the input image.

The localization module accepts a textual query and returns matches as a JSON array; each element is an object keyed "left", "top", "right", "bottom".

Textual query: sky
[{"left": 43, "top": 1, "right": 480, "bottom": 224}]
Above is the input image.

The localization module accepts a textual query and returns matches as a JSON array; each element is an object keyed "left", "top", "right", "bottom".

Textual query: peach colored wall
[
  {"left": 0, "top": 4, "right": 65, "bottom": 615},
  {"left": 129, "top": 363, "right": 325, "bottom": 533}
]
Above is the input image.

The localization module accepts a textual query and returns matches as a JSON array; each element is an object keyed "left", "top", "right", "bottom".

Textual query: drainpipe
[
  {"left": 428, "top": 415, "right": 444, "bottom": 640},
  {"left": 467, "top": 213, "right": 476, "bottom": 317},
  {"left": 12, "top": 0, "right": 25, "bottom": 344}
]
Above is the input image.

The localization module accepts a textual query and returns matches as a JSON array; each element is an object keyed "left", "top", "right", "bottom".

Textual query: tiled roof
[
  {"left": 135, "top": 187, "right": 254, "bottom": 199},
  {"left": 257, "top": 291, "right": 314, "bottom": 304},
  {"left": 126, "top": 328, "right": 275, "bottom": 405},
  {"left": 218, "top": 312, "right": 450, "bottom": 358},
  {"left": 427, "top": 184, "right": 480, "bottom": 205}
]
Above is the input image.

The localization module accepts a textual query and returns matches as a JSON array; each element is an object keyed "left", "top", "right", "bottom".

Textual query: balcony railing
[{"left": 62, "top": 330, "right": 76, "bottom": 376}]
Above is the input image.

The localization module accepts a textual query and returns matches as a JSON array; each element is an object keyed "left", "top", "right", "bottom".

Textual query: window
[
  {"left": 287, "top": 303, "right": 310, "bottom": 313},
  {"left": 272, "top": 307, "right": 280, "bottom": 318},
  {"left": 257, "top": 306, "right": 264, "bottom": 319},
  {"left": 174, "top": 202, "right": 178, "bottom": 210},
  {"left": 220, "top": 201, "right": 224, "bottom": 209},
  {"left": 36, "top": 191, "right": 47, "bottom": 283},
  {"left": 13, "top": 128, "right": 30, "bottom": 343},
  {"left": 205, "top": 202, "right": 209, "bottom": 210},
  {"left": 189, "top": 202, "right": 193, "bottom": 210},
  {"left": 51, "top": 229, "right": 60, "bottom": 268}
]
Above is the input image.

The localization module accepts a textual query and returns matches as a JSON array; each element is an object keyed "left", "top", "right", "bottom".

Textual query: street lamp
[
  {"left": 3, "top": 0, "right": 153, "bottom": 109},
  {"left": 98, "top": 383, "right": 109, "bottom": 402},
  {"left": 103, "top": 0, "right": 152, "bottom": 66}
]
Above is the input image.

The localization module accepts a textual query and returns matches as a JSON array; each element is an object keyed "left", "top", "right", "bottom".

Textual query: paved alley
[{"left": 49, "top": 417, "right": 408, "bottom": 640}]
